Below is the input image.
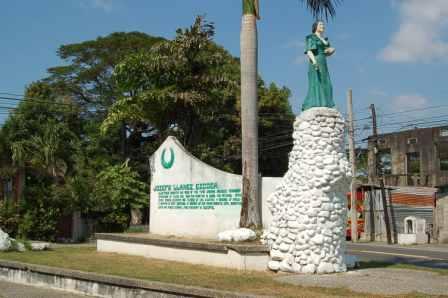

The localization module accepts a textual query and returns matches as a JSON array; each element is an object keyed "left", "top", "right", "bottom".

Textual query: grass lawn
[{"left": 0, "top": 247, "right": 446, "bottom": 298}]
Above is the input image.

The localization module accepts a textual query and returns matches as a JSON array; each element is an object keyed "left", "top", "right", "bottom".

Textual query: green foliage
[
  {"left": 17, "top": 178, "right": 68, "bottom": 241},
  {"left": 125, "top": 226, "right": 147, "bottom": 233},
  {"left": 103, "top": 16, "right": 293, "bottom": 176},
  {"left": 302, "top": 0, "right": 342, "bottom": 20},
  {"left": 103, "top": 16, "right": 237, "bottom": 148},
  {"left": 47, "top": 31, "right": 165, "bottom": 110},
  {"left": 0, "top": 200, "right": 20, "bottom": 237},
  {"left": 92, "top": 162, "right": 148, "bottom": 231}
]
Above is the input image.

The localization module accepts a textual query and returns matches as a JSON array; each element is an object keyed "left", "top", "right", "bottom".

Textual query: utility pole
[
  {"left": 370, "top": 104, "right": 392, "bottom": 244},
  {"left": 240, "top": 0, "right": 261, "bottom": 228},
  {"left": 347, "top": 89, "right": 358, "bottom": 242}
]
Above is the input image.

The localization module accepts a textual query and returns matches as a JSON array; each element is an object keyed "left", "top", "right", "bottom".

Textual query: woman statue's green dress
[{"left": 302, "top": 34, "right": 335, "bottom": 111}]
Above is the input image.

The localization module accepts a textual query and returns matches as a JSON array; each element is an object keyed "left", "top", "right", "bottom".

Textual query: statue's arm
[
  {"left": 325, "top": 47, "right": 336, "bottom": 56},
  {"left": 324, "top": 38, "right": 335, "bottom": 57},
  {"left": 307, "top": 50, "right": 317, "bottom": 65}
]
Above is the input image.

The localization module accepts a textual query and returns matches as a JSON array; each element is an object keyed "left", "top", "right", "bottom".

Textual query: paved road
[
  {"left": 277, "top": 268, "right": 448, "bottom": 296},
  {"left": 347, "top": 242, "right": 448, "bottom": 269},
  {"left": 0, "top": 280, "right": 91, "bottom": 298}
]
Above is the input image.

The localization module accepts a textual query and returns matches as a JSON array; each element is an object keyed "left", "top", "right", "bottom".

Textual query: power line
[
  {"left": 377, "top": 104, "right": 448, "bottom": 118},
  {"left": 0, "top": 96, "right": 75, "bottom": 107}
]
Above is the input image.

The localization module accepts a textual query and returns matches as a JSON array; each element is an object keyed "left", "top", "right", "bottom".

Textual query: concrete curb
[
  {"left": 0, "top": 260, "right": 265, "bottom": 298},
  {"left": 96, "top": 233, "right": 270, "bottom": 254}
]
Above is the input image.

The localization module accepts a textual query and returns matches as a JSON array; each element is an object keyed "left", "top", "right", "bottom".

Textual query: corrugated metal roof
[{"left": 391, "top": 193, "right": 434, "bottom": 206}]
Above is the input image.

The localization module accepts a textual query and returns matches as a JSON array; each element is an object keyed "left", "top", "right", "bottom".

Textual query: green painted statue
[{"left": 302, "top": 21, "right": 335, "bottom": 111}]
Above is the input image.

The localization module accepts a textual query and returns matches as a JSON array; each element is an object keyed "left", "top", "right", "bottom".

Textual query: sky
[{"left": 1, "top": 0, "right": 448, "bottom": 145}]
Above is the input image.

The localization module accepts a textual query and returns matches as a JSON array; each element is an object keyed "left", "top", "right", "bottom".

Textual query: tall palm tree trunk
[{"left": 240, "top": 0, "right": 261, "bottom": 228}]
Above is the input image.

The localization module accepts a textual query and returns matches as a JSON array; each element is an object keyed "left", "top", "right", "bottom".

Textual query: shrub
[
  {"left": 92, "top": 162, "right": 148, "bottom": 232},
  {"left": 0, "top": 200, "right": 20, "bottom": 237}
]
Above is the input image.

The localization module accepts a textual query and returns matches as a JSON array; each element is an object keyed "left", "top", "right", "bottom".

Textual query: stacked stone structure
[{"left": 262, "top": 107, "right": 351, "bottom": 274}]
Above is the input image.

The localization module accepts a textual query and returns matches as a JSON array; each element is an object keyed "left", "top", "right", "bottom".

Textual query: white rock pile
[
  {"left": 0, "top": 228, "right": 50, "bottom": 252},
  {"left": 262, "top": 107, "right": 351, "bottom": 274},
  {"left": 218, "top": 228, "right": 257, "bottom": 242},
  {"left": 0, "top": 229, "right": 11, "bottom": 251}
]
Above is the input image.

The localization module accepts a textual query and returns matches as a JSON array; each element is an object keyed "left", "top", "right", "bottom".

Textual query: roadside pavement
[
  {"left": 277, "top": 268, "right": 448, "bottom": 296},
  {"left": 346, "top": 241, "right": 448, "bottom": 269},
  {"left": 0, "top": 280, "right": 91, "bottom": 298}
]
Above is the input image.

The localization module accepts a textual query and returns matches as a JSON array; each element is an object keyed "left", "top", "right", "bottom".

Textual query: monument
[
  {"left": 96, "top": 19, "right": 352, "bottom": 274},
  {"left": 262, "top": 21, "right": 351, "bottom": 274}
]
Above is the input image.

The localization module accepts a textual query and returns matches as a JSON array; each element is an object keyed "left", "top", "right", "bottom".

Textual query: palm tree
[
  {"left": 11, "top": 123, "right": 69, "bottom": 183},
  {"left": 239, "top": 0, "right": 342, "bottom": 229}
]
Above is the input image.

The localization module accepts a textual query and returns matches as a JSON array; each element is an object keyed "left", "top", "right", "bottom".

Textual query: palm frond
[{"left": 302, "top": 0, "right": 342, "bottom": 20}]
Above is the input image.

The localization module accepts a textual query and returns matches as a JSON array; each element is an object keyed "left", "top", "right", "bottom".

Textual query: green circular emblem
[{"left": 161, "top": 148, "right": 175, "bottom": 169}]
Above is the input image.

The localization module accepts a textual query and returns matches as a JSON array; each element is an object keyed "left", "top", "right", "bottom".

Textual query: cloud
[
  {"left": 380, "top": 0, "right": 448, "bottom": 63},
  {"left": 82, "top": 0, "right": 114, "bottom": 12},
  {"left": 391, "top": 94, "right": 428, "bottom": 112}
]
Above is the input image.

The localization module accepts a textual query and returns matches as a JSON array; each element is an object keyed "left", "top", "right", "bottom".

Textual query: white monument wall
[{"left": 149, "top": 136, "right": 281, "bottom": 239}]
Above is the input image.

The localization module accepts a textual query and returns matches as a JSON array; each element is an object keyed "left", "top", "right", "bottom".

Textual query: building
[
  {"left": 367, "top": 125, "right": 448, "bottom": 187},
  {"left": 364, "top": 125, "right": 448, "bottom": 243}
]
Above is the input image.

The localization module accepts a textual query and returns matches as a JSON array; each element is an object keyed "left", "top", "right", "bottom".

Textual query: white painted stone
[
  {"left": 279, "top": 242, "right": 289, "bottom": 252},
  {"left": 30, "top": 242, "right": 51, "bottom": 251},
  {"left": 318, "top": 211, "right": 330, "bottom": 218},
  {"left": 270, "top": 249, "right": 284, "bottom": 261},
  {"left": 311, "top": 234, "right": 324, "bottom": 245},
  {"left": 217, "top": 228, "right": 256, "bottom": 242},
  {"left": 292, "top": 263, "right": 302, "bottom": 273},
  {"left": 263, "top": 108, "right": 350, "bottom": 275},
  {"left": 279, "top": 260, "right": 293, "bottom": 272},
  {"left": 298, "top": 121, "right": 310, "bottom": 130},
  {"left": 317, "top": 262, "right": 334, "bottom": 274},
  {"left": 301, "top": 264, "right": 316, "bottom": 274},
  {"left": 287, "top": 221, "right": 300, "bottom": 229},
  {"left": 0, "top": 229, "right": 11, "bottom": 251},
  {"left": 16, "top": 242, "right": 26, "bottom": 252},
  {"left": 268, "top": 260, "right": 280, "bottom": 271}
]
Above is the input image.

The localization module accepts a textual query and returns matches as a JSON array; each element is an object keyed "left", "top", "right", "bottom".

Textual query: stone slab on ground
[{"left": 276, "top": 268, "right": 448, "bottom": 296}]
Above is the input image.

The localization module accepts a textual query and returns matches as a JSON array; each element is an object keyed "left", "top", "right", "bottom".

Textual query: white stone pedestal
[{"left": 262, "top": 107, "right": 351, "bottom": 274}]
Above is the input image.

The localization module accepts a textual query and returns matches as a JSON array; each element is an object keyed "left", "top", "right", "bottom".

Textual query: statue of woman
[{"left": 302, "top": 21, "right": 336, "bottom": 111}]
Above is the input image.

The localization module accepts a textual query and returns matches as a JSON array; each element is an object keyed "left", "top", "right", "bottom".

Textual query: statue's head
[{"left": 312, "top": 21, "right": 325, "bottom": 34}]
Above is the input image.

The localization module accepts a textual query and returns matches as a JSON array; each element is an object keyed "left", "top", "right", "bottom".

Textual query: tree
[
  {"left": 0, "top": 82, "right": 81, "bottom": 240},
  {"left": 46, "top": 32, "right": 165, "bottom": 173},
  {"left": 238, "top": 0, "right": 342, "bottom": 229},
  {"left": 240, "top": 0, "right": 261, "bottom": 229},
  {"left": 102, "top": 16, "right": 238, "bottom": 150},
  {"left": 102, "top": 17, "right": 294, "bottom": 176}
]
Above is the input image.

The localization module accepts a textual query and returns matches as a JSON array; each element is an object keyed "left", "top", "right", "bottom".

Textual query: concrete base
[
  {"left": 96, "top": 233, "right": 270, "bottom": 271},
  {"left": 397, "top": 233, "right": 427, "bottom": 245},
  {"left": 439, "top": 231, "right": 448, "bottom": 244}
]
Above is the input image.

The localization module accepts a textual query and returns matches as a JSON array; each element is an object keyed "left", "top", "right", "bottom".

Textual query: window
[
  {"left": 406, "top": 152, "right": 420, "bottom": 175},
  {"left": 440, "top": 127, "right": 448, "bottom": 137},
  {"left": 406, "top": 219, "right": 414, "bottom": 234},
  {"left": 378, "top": 149, "right": 392, "bottom": 175},
  {"left": 440, "top": 145, "right": 448, "bottom": 171},
  {"left": 407, "top": 138, "right": 418, "bottom": 145}
]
